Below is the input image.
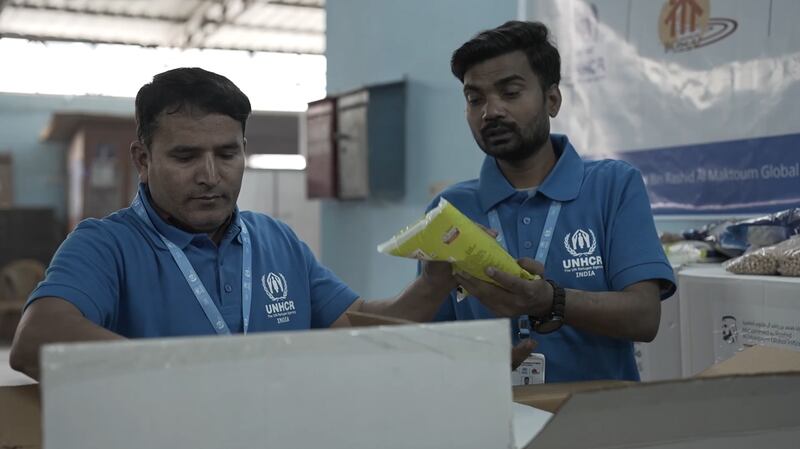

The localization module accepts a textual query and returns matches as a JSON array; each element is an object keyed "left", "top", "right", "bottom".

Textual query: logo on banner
[
  {"left": 572, "top": 2, "right": 606, "bottom": 83},
  {"left": 562, "top": 229, "right": 603, "bottom": 279},
  {"left": 262, "top": 272, "right": 296, "bottom": 324},
  {"left": 658, "top": 0, "right": 737, "bottom": 53}
]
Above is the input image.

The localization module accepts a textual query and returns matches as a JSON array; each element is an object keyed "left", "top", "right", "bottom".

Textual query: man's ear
[
  {"left": 546, "top": 84, "right": 562, "bottom": 118},
  {"left": 243, "top": 137, "right": 247, "bottom": 155},
  {"left": 130, "top": 140, "right": 150, "bottom": 184}
]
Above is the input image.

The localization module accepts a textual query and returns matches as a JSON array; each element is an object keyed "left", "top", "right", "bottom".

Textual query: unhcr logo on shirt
[
  {"left": 262, "top": 272, "right": 288, "bottom": 301},
  {"left": 262, "top": 272, "right": 296, "bottom": 324},
  {"left": 564, "top": 229, "right": 597, "bottom": 257},
  {"left": 562, "top": 229, "right": 604, "bottom": 279}
]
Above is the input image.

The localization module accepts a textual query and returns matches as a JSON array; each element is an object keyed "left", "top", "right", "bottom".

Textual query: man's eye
[
  {"left": 173, "top": 154, "right": 193, "bottom": 162},
  {"left": 466, "top": 96, "right": 482, "bottom": 106},
  {"left": 503, "top": 90, "right": 521, "bottom": 98}
]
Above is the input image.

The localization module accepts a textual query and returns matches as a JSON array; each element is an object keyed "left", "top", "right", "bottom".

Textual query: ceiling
[{"left": 0, "top": 0, "right": 325, "bottom": 54}]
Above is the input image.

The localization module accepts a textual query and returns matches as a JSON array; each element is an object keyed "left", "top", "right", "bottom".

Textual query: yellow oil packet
[{"left": 377, "top": 198, "right": 539, "bottom": 287}]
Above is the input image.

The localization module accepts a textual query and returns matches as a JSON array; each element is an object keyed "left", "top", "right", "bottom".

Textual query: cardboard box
[
  {"left": 519, "top": 345, "right": 800, "bottom": 448},
  {"left": 40, "top": 320, "right": 515, "bottom": 449},
  {"left": 525, "top": 372, "right": 800, "bottom": 449},
  {"left": 512, "top": 380, "right": 634, "bottom": 413},
  {"left": 0, "top": 384, "right": 39, "bottom": 449},
  {"left": 344, "top": 310, "right": 415, "bottom": 326},
  {"left": 3, "top": 343, "right": 800, "bottom": 449},
  {"left": 697, "top": 344, "right": 800, "bottom": 377}
]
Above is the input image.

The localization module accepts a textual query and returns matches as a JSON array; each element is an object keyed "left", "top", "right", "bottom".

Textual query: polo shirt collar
[
  {"left": 136, "top": 183, "right": 242, "bottom": 249},
  {"left": 477, "top": 134, "right": 585, "bottom": 212}
]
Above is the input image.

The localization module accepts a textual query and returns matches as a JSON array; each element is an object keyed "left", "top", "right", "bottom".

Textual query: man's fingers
[
  {"left": 454, "top": 273, "right": 515, "bottom": 317},
  {"left": 517, "top": 258, "right": 545, "bottom": 277},
  {"left": 476, "top": 222, "right": 499, "bottom": 238},
  {"left": 485, "top": 266, "right": 529, "bottom": 294},
  {"left": 511, "top": 339, "right": 537, "bottom": 370}
]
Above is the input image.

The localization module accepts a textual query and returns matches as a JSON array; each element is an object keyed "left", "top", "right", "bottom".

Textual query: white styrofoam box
[
  {"left": 41, "top": 320, "right": 513, "bottom": 449},
  {"left": 678, "top": 264, "right": 800, "bottom": 376},
  {"left": 634, "top": 282, "right": 682, "bottom": 382},
  {"left": 634, "top": 267, "right": 682, "bottom": 381}
]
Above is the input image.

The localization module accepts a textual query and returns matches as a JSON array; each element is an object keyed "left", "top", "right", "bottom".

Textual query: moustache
[{"left": 480, "top": 121, "right": 518, "bottom": 138}]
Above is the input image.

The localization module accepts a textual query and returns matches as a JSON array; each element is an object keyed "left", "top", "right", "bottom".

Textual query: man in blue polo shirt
[
  {"left": 10, "top": 68, "right": 456, "bottom": 380},
  {"left": 430, "top": 21, "right": 676, "bottom": 382}
]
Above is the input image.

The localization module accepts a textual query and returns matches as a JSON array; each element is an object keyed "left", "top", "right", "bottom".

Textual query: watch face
[{"left": 534, "top": 318, "right": 563, "bottom": 334}]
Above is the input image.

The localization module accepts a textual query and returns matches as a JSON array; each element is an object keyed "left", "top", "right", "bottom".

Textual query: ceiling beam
[
  {"left": 4, "top": 1, "right": 321, "bottom": 33},
  {"left": 0, "top": 31, "right": 324, "bottom": 55},
  {"left": 7, "top": 1, "right": 185, "bottom": 23},
  {"left": 175, "top": 0, "right": 220, "bottom": 48},
  {"left": 265, "top": 1, "right": 324, "bottom": 9}
]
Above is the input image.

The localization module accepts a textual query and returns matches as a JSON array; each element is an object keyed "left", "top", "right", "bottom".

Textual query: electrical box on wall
[
  {"left": 305, "top": 81, "right": 406, "bottom": 200},
  {"left": 305, "top": 98, "right": 338, "bottom": 198},
  {"left": 334, "top": 81, "right": 406, "bottom": 200}
]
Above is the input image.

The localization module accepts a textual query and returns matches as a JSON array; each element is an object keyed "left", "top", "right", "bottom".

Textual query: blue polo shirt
[
  {"left": 430, "top": 134, "right": 675, "bottom": 382},
  {"left": 28, "top": 185, "right": 359, "bottom": 337}
]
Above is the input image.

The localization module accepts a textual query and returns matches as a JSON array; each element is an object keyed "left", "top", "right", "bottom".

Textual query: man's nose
[
  {"left": 197, "top": 153, "right": 220, "bottom": 185},
  {"left": 482, "top": 96, "right": 506, "bottom": 122}
]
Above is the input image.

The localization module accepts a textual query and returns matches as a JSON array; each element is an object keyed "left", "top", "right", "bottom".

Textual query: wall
[
  {"left": 323, "top": 0, "right": 518, "bottom": 299},
  {"left": 0, "top": 92, "right": 133, "bottom": 224},
  {"left": 238, "top": 169, "right": 321, "bottom": 257}
]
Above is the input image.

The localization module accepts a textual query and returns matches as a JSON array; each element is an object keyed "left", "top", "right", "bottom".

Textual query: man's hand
[
  {"left": 454, "top": 257, "right": 554, "bottom": 318},
  {"left": 420, "top": 260, "right": 457, "bottom": 291},
  {"left": 511, "top": 338, "right": 538, "bottom": 370}
]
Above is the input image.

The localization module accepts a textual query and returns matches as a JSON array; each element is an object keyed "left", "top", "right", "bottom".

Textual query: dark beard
[{"left": 478, "top": 114, "right": 550, "bottom": 162}]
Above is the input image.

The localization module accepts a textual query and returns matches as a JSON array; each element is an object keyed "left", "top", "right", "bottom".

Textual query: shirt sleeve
[
  {"left": 269, "top": 221, "right": 359, "bottom": 329},
  {"left": 606, "top": 165, "right": 676, "bottom": 299},
  {"left": 26, "top": 219, "right": 120, "bottom": 327}
]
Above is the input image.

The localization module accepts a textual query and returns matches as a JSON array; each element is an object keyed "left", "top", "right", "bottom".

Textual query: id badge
[{"left": 512, "top": 353, "right": 546, "bottom": 386}]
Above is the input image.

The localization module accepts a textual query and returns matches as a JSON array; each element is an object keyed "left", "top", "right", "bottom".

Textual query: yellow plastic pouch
[{"left": 377, "top": 198, "right": 538, "bottom": 286}]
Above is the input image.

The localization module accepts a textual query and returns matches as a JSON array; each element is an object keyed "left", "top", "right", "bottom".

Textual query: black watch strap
[
  {"left": 547, "top": 279, "right": 566, "bottom": 319},
  {"left": 530, "top": 279, "right": 565, "bottom": 334}
]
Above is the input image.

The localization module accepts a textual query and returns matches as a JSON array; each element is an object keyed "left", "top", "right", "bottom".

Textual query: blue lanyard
[
  {"left": 487, "top": 201, "right": 562, "bottom": 265},
  {"left": 487, "top": 199, "right": 561, "bottom": 338},
  {"left": 131, "top": 193, "right": 252, "bottom": 335}
]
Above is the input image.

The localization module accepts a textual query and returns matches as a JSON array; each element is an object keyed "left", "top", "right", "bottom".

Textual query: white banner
[{"left": 521, "top": 0, "right": 800, "bottom": 213}]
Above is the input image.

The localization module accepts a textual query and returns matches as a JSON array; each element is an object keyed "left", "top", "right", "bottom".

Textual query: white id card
[{"left": 512, "top": 353, "right": 545, "bottom": 386}]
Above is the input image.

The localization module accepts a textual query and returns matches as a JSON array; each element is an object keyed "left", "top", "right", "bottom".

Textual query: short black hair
[
  {"left": 451, "top": 20, "right": 561, "bottom": 89},
  {"left": 134, "top": 67, "right": 252, "bottom": 147}
]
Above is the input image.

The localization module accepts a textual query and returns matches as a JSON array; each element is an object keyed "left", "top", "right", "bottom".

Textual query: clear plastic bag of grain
[
  {"left": 724, "top": 235, "right": 800, "bottom": 276},
  {"left": 777, "top": 236, "right": 800, "bottom": 277},
  {"left": 723, "top": 247, "right": 779, "bottom": 275}
]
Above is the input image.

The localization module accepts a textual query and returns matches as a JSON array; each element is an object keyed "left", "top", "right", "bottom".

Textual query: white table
[
  {"left": 678, "top": 264, "right": 800, "bottom": 376},
  {"left": 0, "top": 347, "right": 35, "bottom": 386}
]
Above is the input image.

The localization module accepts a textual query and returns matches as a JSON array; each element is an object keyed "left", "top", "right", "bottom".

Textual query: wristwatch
[{"left": 530, "top": 279, "right": 566, "bottom": 334}]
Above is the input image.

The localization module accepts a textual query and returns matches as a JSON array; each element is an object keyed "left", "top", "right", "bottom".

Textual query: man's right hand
[
  {"left": 511, "top": 338, "right": 537, "bottom": 370},
  {"left": 10, "top": 297, "right": 123, "bottom": 381}
]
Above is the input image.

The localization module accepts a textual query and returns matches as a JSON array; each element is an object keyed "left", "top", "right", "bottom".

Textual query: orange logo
[{"left": 658, "top": 0, "right": 737, "bottom": 52}]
